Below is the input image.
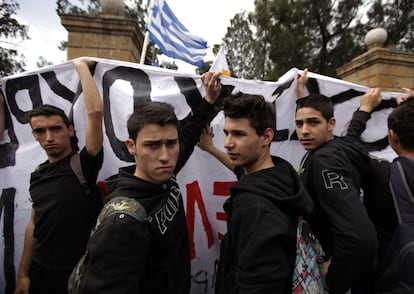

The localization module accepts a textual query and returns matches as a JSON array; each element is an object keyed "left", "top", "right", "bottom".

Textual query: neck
[
  {"left": 48, "top": 148, "right": 73, "bottom": 163},
  {"left": 243, "top": 153, "right": 274, "bottom": 175},
  {"left": 398, "top": 150, "right": 414, "bottom": 159}
]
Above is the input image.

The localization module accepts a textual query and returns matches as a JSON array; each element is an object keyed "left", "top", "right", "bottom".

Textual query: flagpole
[{"left": 140, "top": 0, "right": 156, "bottom": 64}]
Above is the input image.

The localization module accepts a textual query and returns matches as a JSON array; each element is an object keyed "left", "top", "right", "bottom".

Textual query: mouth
[
  {"left": 157, "top": 166, "right": 173, "bottom": 172},
  {"left": 300, "top": 138, "right": 312, "bottom": 145},
  {"left": 299, "top": 138, "right": 315, "bottom": 150},
  {"left": 227, "top": 153, "right": 239, "bottom": 160}
]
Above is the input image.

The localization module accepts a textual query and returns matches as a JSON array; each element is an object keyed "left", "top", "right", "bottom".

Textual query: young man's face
[
  {"left": 295, "top": 107, "right": 335, "bottom": 151},
  {"left": 126, "top": 123, "right": 179, "bottom": 184},
  {"left": 224, "top": 117, "right": 270, "bottom": 174},
  {"left": 31, "top": 115, "right": 74, "bottom": 161}
]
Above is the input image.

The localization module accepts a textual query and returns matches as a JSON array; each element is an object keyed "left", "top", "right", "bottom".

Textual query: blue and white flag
[{"left": 148, "top": 0, "right": 208, "bottom": 67}]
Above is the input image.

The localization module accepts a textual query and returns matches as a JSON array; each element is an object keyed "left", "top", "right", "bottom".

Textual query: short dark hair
[
  {"left": 296, "top": 94, "right": 334, "bottom": 122},
  {"left": 127, "top": 101, "right": 179, "bottom": 141},
  {"left": 388, "top": 98, "right": 414, "bottom": 151},
  {"left": 222, "top": 92, "right": 275, "bottom": 135},
  {"left": 29, "top": 104, "right": 71, "bottom": 127}
]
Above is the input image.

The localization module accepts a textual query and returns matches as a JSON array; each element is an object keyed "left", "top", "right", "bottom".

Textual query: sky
[{"left": 9, "top": 0, "right": 255, "bottom": 75}]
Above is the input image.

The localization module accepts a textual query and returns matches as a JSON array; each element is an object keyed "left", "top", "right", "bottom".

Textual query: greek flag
[{"left": 148, "top": 0, "right": 208, "bottom": 67}]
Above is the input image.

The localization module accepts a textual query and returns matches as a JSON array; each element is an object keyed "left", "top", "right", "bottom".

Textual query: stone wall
[
  {"left": 60, "top": 14, "right": 144, "bottom": 63},
  {"left": 337, "top": 47, "right": 414, "bottom": 93}
]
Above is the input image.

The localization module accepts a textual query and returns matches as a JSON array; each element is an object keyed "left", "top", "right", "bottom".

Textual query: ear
[
  {"left": 262, "top": 127, "right": 275, "bottom": 146},
  {"left": 68, "top": 125, "right": 75, "bottom": 137},
  {"left": 388, "top": 129, "right": 399, "bottom": 145},
  {"left": 327, "top": 117, "right": 336, "bottom": 132},
  {"left": 125, "top": 138, "right": 136, "bottom": 155}
]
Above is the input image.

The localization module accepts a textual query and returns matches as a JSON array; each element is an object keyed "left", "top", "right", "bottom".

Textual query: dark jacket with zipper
[
  {"left": 80, "top": 99, "right": 215, "bottom": 294},
  {"left": 215, "top": 156, "right": 313, "bottom": 294},
  {"left": 300, "top": 135, "right": 378, "bottom": 293},
  {"left": 348, "top": 110, "right": 414, "bottom": 259}
]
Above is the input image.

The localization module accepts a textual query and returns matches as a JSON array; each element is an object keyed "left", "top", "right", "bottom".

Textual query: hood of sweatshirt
[
  {"left": 104, "top": 165, "right": 177, "bottom": 215},
  {"left": 230, "top": 156, "right": 313, "bottom": 216}
]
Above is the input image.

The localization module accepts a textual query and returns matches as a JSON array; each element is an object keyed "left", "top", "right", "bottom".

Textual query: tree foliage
[
  {"left": 0, "top": 0, "right": 29, "bottom": 76},
  {"left": 36, "top": 56, "right": 53, "bottom": 68},
  {"left": 56, "top": 0, "right": 101, "bottom": 16},
  {"left": 365, "top": 0, "right": 414, "bottom": 51},
  {"left": 56, "top": 0, "right": 150, "bottom": 59},
  {"left": 221, "top": 0, "right": 414, "bottom": 80},
  {"left": 56, "top": 0, "right": 146, "bottom": 31},
  {"left": 160, "top": 61, "right": 178, "bottom": 71},
  {"left": 221, "top": 12, "right": 260, "bottom": 79}
]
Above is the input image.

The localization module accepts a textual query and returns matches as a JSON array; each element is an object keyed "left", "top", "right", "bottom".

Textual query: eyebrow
[
  {"left": 32, "top": 125, "right": 64, "bottom": 131},
  {"left": 295, "top": 117, "right": 321, "bottom": 122},
  {"left": 143, "top": 138, "right": 178, "bottom": 144}
]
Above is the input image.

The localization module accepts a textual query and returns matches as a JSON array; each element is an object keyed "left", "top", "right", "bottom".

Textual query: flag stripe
[{"left": 149, "top": 0, "right": 208, "bottom": 67}]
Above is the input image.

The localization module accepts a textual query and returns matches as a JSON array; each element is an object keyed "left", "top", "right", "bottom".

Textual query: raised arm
[
  {"left": 174, "top": 72, "right": 222, "bottom": 173},
  {"left": 197, "top": 126, "right": 234, "bottom": 172},
  {"left": 201, "top": 71, "right": 222, "bottom": 104},
  {"left": 346, "top": 88, "right": 381, "bottom": 139},
  {"left": 72, "top": 58, "right": 103, "bottom": 157},
  {"left": 359, "top": 88, "right": 382, "bottom": 113},
  {"left": 296, "top": 68, "right": 308, "bottom": 99}
]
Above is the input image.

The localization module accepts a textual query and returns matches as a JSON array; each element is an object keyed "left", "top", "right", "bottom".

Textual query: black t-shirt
[{"left": 30, "top": 147, "right": 103, "bottom": 270}]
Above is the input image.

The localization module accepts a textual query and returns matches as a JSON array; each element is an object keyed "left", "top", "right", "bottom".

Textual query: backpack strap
[
  {"left": 70, "top": 153, "right": 92, "bottom": 195},
  {"left": 389, "top": 160, "right": 414, "bottom": 224}
]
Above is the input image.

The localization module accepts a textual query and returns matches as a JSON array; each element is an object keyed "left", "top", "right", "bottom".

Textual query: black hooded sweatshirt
[
  {"left": 215, "top": 156, "right": 313, "bottom": 294},
  {"left": 300, "top": 136, "right": 378, "bottom": 293},
  {"left": 80, "top": 99, "right": 215, "bottom": 294}
]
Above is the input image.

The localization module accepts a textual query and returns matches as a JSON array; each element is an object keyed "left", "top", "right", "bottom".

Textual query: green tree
[
  {"left": 0, "top": 0, "right": 29, "bottom": 76},
  {"left": 56, "top": 0, "right": 150, "bottom": 60},
  {"left": 56, "top": 0, "right": 100, "bottom": 16},
  {"left": 222, "top": 0, "right": 414, "bottom": 80},
  {"left": 221, "top": 12, "right": 260, "bottom": 79},
  {"left": 160, "top": 60, "right": 178, "bottom": 71},
  {"left": 365, "top": 0, "right": 414, "bottom": 51},
  {"left": 253, "top": 0, "right": 365, "bottom": 79},
  {"left": 56, "top": 0, "right": 146, "bottom": 28},
  {"left": 36, "top": 56, "right": 53, "bottom": 68}
]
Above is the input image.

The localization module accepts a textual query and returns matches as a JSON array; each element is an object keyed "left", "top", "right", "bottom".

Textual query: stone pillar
[
  {"left": 60, "top": 0, "right": 144, "bottom": 63},
  {"left": 337, "top": 28, "right": 414, "bottom": 92}
]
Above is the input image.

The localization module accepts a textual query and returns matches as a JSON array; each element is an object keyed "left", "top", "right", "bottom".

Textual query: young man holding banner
[
  {"left": 78, "top": 72, "right": 222, "bottom": 294},
  {"left": 295, "top": 71, "right": 378, "bottom": 293},
  {"left": 347, "top": 88, "right": 414, "bottom": 293},
  {"left": 14, "top": 58, "right": 104, "bottom": 294},
  {"left": 215, "top": 92, "right": 314, "bottom": 294}
]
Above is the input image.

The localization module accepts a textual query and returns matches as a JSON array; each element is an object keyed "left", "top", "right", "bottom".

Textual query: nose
[
  {"left": 159, "top": 144, "right": 170, "bottom": 162},
  {"left": 300, "top": 123, "right": 310, "bottom": 135},
  {"left": 45, "top": 129, "right": 54, "bottom": 141},
  {"left": 224, "top": 134, "right": 233, "bottom": 150}
]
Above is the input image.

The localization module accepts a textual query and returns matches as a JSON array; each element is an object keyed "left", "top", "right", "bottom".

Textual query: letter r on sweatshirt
[{"left": 321, "top": 170, "right": 349, "bottom": 190}]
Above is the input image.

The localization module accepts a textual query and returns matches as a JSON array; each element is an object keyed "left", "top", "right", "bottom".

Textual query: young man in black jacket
[
  {"left": 15, "top": 58, "right": 104, "bottom": 294},
  {"left": 215, "top": 93, "right": 314, "bottom": 294},
  {"left": 79, "top": 72, "right": 222, "bottom": 294},
  {"left": 347, "top": 88, "right": 414, "bottom": 293},
  {"left": 295, "top": 70, "right": 378, "bottom": 293}
]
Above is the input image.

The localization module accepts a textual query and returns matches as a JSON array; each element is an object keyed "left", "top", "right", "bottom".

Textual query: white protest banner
[{"left": 0, "top": 58, "right": 401, "bottom": 294}]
